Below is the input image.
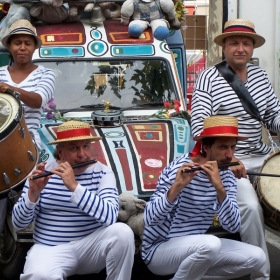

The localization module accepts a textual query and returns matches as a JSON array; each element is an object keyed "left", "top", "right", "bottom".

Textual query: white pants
[
  {"left": 236, "top": 153, "right": 270, "bottom": 279},
  {"left": 148, "top": 235, "right": 266, "bottom": 280},
  {"left": 20, "top": 223, "right": 135, "bottom": 280}
]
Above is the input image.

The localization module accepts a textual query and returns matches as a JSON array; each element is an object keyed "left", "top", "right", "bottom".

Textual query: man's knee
[{"left": 110, "top": 222, "right": 134, "bottom": 245}]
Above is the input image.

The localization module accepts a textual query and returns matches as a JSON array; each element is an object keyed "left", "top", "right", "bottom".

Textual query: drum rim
[
  {"left": 0, "top": 94, "right": 23, "bottom": 141},
  {"left": 256, "top": 151, "right": 280, "bottom": 214}
]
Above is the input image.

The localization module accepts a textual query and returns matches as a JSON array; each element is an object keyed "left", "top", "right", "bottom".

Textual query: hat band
[
  {"left": 56, "top": 128, "right": 91, "bottom": 140},
  {"left": 224, "top": 25, "right": 256, "bottom": 34},
  {"left": 10, "top": 27, "right": 36, "bottom": 36},
  {"left": 200, "top": 126, "right": 238, "bottom": 137}
]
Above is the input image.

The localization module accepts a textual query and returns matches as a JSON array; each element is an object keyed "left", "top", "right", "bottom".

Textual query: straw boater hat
[
  {"left": 48, "top": 120, "right": 102, "bottom": 145},
  {"left": 193, "top": 116, "right": 248, "bottom": 141},
  {"left": 1, "top": 19, "right": 42, "bottom": 49},
  {"left": 214, "top": 19, "right": 265, "bottom": 48}
]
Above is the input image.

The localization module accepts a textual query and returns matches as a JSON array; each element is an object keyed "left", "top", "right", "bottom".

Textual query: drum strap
[
  {"left": 216, "top": 60, "right": 279, "bottom": 151},
  {"left": 215, "top": 60, "right": 264, "bottom": 124}
]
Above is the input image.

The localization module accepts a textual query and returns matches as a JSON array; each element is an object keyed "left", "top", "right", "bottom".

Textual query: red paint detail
[
  {"left": 36, "top": 22, "right": 86, "bottom": 45},
  {"left": 115, "top": 148, "right": 133, "bottom": 191},
  {"left": 125, "top": 123, "right": 168, "bottom": 191},
  {"left": 103, "top": 20, "right": 154, "bottom": 44}
]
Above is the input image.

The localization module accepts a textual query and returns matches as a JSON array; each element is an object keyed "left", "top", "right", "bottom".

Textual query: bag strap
[{"left": 215, "top": 60, "right": 264, "bottom": 124}]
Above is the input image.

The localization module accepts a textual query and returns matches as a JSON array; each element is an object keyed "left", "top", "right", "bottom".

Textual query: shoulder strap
[{"left": 215, "top": 60, "right": 264, "bottom": 124}]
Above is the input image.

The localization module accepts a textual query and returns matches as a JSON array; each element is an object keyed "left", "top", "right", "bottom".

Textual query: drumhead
[
  {"left": 259, "top": 152, "right": 280, "bottom": 209},
  {"left": 0, "top": 93, "right": 20, "bottom": 133}
]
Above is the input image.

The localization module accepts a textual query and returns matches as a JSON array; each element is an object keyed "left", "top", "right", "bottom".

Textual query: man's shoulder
[
  {"left": 198, "top": 65, "right": 219, "bottom": 80},
  {"left": 247, "top": 63, "right": 267, "bottom": 74},
  {"left": 169, "top": 154, "right": 191, "bottom": 168}
]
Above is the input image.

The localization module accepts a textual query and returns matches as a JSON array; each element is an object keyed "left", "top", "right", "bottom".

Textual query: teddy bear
[
  {"left": 120, "top": 0, "right": 181, "bottom": 41},
  {"left": 118, "top": 192, "right": 146, "bottom": 241}
]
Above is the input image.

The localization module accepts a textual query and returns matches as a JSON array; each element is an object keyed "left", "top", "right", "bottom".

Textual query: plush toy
[
  {"left": 118, "top": 192, "right": 146, "bottom": 241},
  {"left": 99, "top": 2, "right": 121, "bottom": 19},
  {"left": 0, "top": 2, "right": 31, "bottom": 50},
  {"left": 120, "top": 0, "right": 181, "bottom": 41}
]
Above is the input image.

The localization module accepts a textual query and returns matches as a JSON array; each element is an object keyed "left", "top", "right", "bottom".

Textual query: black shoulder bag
[{"left": 215, "top": 60, "right": 277, "bottom": 150}]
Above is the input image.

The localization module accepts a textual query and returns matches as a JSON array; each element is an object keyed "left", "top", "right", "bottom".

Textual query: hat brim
[
  {"left": 214, "top": 32, "right": 265, "bottom": 48},
  {"left": 47, "top": 135, "right": 102, "bottom": 145},
  {"left": 1, "top": 33, "right": 42, "bottom": 49},
  {"left": 193, "top": 134, "right": 248, "bottom": 141}
]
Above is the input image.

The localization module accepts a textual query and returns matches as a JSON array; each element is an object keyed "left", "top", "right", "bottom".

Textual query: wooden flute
[
  {"left": 181, "top": 161, "right": 240, "bottom": 173},
  {"left": 30, "top": 159, "right": 97, "bottom": 180}
]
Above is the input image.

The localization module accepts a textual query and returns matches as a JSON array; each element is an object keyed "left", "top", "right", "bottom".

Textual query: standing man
[
  {"left": 142, "top": 116, "right": 265, "bottom": 279},
  {"left": 191, "top": 18, "right": 280, "bottom": 279},
  {"left": 12, "top": 120, "right": 135, "bottom": 280}
]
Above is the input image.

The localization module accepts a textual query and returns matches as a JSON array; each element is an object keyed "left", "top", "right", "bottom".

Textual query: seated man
[
  {"left": 12, "top": 120, "right": 135, "bottom": 280},
  {"left": 141, "top": 116, "right": 266, "bottom": 280}
]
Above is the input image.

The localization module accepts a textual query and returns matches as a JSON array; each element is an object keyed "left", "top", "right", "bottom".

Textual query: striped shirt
[
  {"left": 191, "top": 63, "right": 280, "bottom": 156},
  {"left": 0, "top": 65, "right": 55, "bottom": 148},
  {"left": 12, "top": 161, "right": 119, "bottom": 246},
  {"left": 141, "top": 154, "right": 240, "bottom": 265}
]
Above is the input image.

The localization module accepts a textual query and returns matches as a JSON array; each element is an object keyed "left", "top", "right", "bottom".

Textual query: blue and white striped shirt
[
  {"left": 12, "top": 161, "right": 119, "bottom": 246},
  {"left": 141, "top": 154, "right": 240, "bottom": 265},
  {"left": 191, "top": 63, "right": 280, "bottom": 156}
]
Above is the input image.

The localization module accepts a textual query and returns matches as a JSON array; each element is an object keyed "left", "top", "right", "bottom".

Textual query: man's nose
[
  {"left": 77, "top": 147, "right": 86, "bottom": 156},
  {"left": 225, "top": 147, "right": 234, "bottom": 157},
  {"left": 237, "top": 43, "right": 245, "bottom": 51}
]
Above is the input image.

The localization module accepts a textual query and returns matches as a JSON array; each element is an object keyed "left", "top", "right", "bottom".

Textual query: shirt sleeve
[
  {"left": 214, "top": 172, "right": 240, "bottom": 233},
  {"left": 70, "top": 169, "right": 119, "bottom": 226},
  {"left": 12, "top": 183, "right": 39, "bottom": 231},
  {"left": 34, "top": 67, "right": 56, "bottom": 107}
]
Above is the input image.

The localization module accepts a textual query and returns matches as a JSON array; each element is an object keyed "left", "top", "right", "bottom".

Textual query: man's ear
[
  {"left": 56, "top": 145, "right": 63, "bottom": 159},
  {"left": 202, "top": 144, "right": 209, "bottom": 155}
]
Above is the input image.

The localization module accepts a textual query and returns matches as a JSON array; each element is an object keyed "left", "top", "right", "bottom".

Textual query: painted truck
[{"left": 0, "top": 1, "right": 194, "bottom": 279}]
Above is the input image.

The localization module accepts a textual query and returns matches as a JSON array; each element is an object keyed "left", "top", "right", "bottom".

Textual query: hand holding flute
[{"left": 28, "top": 160, "right": 97, "bottom": 202}]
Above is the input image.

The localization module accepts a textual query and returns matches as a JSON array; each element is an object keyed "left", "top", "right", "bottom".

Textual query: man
[
  {"left": 191, "top": 18, "right": 280, "bottom": 279},
  {"left": 12, "top": 120, "right": 135, "bottom": 280},
  {"left": 141, "top": 115, "right": 266, "bottom": 279}
]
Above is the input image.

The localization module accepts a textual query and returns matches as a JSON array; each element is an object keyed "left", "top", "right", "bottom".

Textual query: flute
[
  {"left": 30, "top": 159, "right": 97, "bottom": 180},
  {"left": 181, "top": 161, "right": 240, "bottom": 173}
]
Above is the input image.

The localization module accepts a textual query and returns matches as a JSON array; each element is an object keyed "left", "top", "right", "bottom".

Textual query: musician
[
  {"left": 142, "top": 116, "right": 266, "bottom": 279},
  {"left": 191, "top": 18, "right": 280, "bottom": 279},
  {"left": 12, "top": 120, "right": 135, "bottom": 280},
  {"left": 0, "top": 19, "right": 55, "bottom": 150},
  {"left": 0, "top": 19, "right": 55, "bottom": 252}
]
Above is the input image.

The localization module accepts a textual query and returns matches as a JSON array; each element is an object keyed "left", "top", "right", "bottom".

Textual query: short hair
[{"left": 200, "top": 137, "right": 216, "bottom": 157}]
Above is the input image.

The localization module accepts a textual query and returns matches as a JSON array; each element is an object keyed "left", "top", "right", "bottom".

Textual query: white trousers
[
  {"left": 20, "top": 223, "right": 135, "bottom": 280},
  {"left": 147, "top": 235, "right": 266, "bottom": 280},
  {"left": 236, "top": 153, "right": 270, "bottom": 280}
]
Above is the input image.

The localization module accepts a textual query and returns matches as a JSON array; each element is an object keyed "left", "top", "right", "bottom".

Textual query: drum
[
  {"left": 91, "top": 109, "right": 123, "bottom": 127},
  {"left": 0, "top": 92, "right": 38, "bottom": 195},
  {"left": 254, "top": 152, "right": 280, "bottom": 232}
]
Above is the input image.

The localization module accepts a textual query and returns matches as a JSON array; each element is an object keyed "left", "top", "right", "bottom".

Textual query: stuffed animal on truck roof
[{"left": 120, "top": 0, "right": 181, "bottom": 41}]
